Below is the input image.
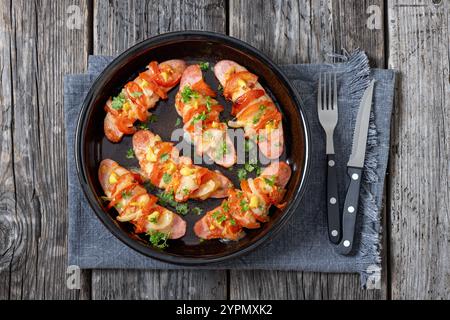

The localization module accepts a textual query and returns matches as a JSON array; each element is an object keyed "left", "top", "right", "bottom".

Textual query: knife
[{"left": 338, "top": 80, "right": 375, "bottom": 255}]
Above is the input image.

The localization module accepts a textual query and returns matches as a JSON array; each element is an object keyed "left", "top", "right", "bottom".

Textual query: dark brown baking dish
[{"left": 75, "top": 31, "right": 310, "bottom": 265}]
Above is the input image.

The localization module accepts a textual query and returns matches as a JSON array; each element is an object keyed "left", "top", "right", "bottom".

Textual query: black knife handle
[
  {"left": 326, "top": 154, "right": 341, "bottom": 243},
  {"left": 338, "top": 167, "right": 363, "bottom": 255}
]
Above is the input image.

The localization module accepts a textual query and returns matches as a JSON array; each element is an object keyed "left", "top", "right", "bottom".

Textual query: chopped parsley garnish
[
  {"left": 199, "top": 61, "right": 209, "bottom": 71},
  {"left": 147, "top": 231, "right": 169, "bottom": 249},
  {"left": 218, "top": 84, "right": 223, "bottom": 93},
  {"left": 181, "top": 86, "right": 199, "bottom": 103},
  {"left": 212, "top": 210, "right": 227, "bottom": 223},
  {"left": 182, "top": 187, "right": 190, "bottom": 195},
  {"left": 157, "top": 191, "right": 177, "bottom": 207},
  {"left": 244, "top": 163, "right": 255, "bottom": 172},
  {"left": 222, "top": 201, "right": 230, "bottom": 212},
  {"left": 192, "top": 207, "right": 203, "bottom": 216},
  {"left": 217, "top": 215, "right": 227, "bottom": 223},
  {"left": 100, "top": 196, "right": 111, "bottom": 203},
  {"left": 126, "top": 148, "right": 135, "bottom": 159},
  {"left": 258, "top": 134, "right": 267, "bottom": 142},
  {"left": 255, "top": 166, "right": 262, "bottom": 175},
  {"left": 244, "top": 139, "right": 255, "bottom": 152},
  {"left": 111, "top": 92, "right": 126, "bottom": 110},
  {"left": 149, "top": 216, "right": 158, "bottom": 223},
  {"left": 162, "top": 173, "right": 172, "bottom": 184},
  {"left": 264, "top": 176, "right": 276, "bottom": 187},
  {"left": 175, "top": 203, "right": 189, "bottom": 216},
  {"left": 121, "top": 190, "right": 132, "bottom": 199},
  {"left": 160, "top": 153, "right": 170, "bottom": 162},
  {"left": 230, "top": 218, "right": 236, "bottom": 226},
  {"left": 192, "top": 111, "right": 207, "bottom": 124},
  {"left": 149, "top": 114, "right": 158, "bottom": 123},
  {"left": 205, "top": 96, "right": 212, "bottom": 112},
  {"left": 157, "top": 191, "right": 189, "bottom": 215},
  {"left": 240, "top": 199, "right": 249, "bottom": 212},
  {"left": 175, "top": 118, "right": 181, "bottom": 126},
  {"left": 130, "top": 91, "right": 143, "bottom": 98},
  {"left": 215, "top": 141, "right": 229, "bottom": 159},
  {"left": 237, "top": 168, "right": 247, "bottom": 181},
  {"left": 137, "top": 122, "right": 149, "bottom": 130},
  {"left": 252, "top": 105, "right": 267, "bottom": 124}
]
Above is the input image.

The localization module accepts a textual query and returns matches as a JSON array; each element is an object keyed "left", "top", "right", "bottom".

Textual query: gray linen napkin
[{"left": 64, "top": 51, "right": 395, "bottom": 286}]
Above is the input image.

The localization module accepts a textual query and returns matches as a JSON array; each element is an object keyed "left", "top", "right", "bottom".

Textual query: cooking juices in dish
[
  {"left": 98, "top": 159, "right": 187, "bottom": 243},
  {"left": 214, "top": 60, "right": 284, "bottom": 159},
  {"left": 175, "top": 65, "right": 237, "bottom": 168},
  {"left": 194, "top": 162, "right": 291, "bottom": 241},
  {"left": 98, "top": 59, "right": 291, "bottom": 247},
  {"left": 132, "top": 129, "right": 233, "bottom": 201},
  {"left": 104, "top": 59, "right": 186, "bottom": 142}
]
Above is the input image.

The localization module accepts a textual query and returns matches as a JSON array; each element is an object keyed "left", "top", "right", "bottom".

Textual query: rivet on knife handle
[
  {"left": 326, "top": 154, "right": 341, "bottom": 243},
  {"left": 338, "top": 167, "right": 363, "bottom": 254}
]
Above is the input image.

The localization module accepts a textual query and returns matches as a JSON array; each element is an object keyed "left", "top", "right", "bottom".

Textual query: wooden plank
[
  {"left": 0, "top": 0, "right": 91, "bottom": 299},
  {"left": 0, "top": 0, "right": 17, "bottom": 300},
  {"left": 388, "top": 0, "right": 450, "bottom": 299},
  {"left": 91, "top": 0, "right": 228, "bottom": 300},
  {"left": 91, "top": 270, "right": 227, "bottom": 300},
  {"left": 230, "top": 271, "right": 385, "bottom": 300},
  {"left": 93, "top": 0, "right": 226, "bottom": 56},
  {"left": 229, "top": 0, "right": 387, "bottom": 299}
]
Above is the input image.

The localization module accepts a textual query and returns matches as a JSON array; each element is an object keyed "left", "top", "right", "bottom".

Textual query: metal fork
[{"left": 318, "top": 73, "right": 340, "bottom": 244}]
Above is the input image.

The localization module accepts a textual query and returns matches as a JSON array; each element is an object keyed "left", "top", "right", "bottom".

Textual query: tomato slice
[
  {"left": 192, "top": 79, "right": 216, "bottom": 97},
  {"left": 140, "top": 194, "right": 158, "bottom": 215},
  {"left": 138, "top": 72, "right": 167, "bottom": 99},
  {"left": 105, "top": 102, "right": 120, "bottom": 116},
  {"left": 240, "top": 180, "right": 252, "bottom": 195},
  {"left": 253, "top": 178, "right": 271, "bottom": 204},
  {"left": 254, "top": 109, "right": 281, "bottom": 130},
  {"left": 181, "top": 104, "right": 223, "bottom": 123},
  {"left": 154, "top": 64, "right": 181, "bottom": 87},
  {"left": 223, "top": 71, "right": 258, "bottom": 100},
  {"left": 197, "top": 167, "right": 215, "bottom": 185},
  {"left": 149, "top": 165, "right": 163, "bottom": 186},
  {"left": 236, "top": 99, "right": 273, "bottom": 120},
  {"left": 232, "top": 89, "right": 265, "bottom": 116},
  {"left": 148, "top": 61, "right": 160, "bottom": 76},
  {"left": 156, "top": 142, "right": 174, "bottom": 159},
  {"left": 108, "top": 182, "right": 139, "bottom": 209},
  {"left": 125, "top": 82, "right": 146, "bottom": 106},
  {"left": 115, "top": 115, "right": 136, "bottom": 134}
]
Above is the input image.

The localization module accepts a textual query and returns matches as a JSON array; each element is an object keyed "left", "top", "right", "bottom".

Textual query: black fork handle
[{"left": 326, "top": 154, "right": 341, "bottom": 244}]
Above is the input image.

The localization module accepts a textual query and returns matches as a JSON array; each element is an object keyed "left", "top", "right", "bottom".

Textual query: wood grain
[
  {"left": 229, "top": 0, "right": 387, "bottom": 300},
  {"left": 91, "top": 269, "right": 227, "bottom": 300},
  {"left": 230, "top": 271, "right": 385, "bottom": 300},
  {"left": 93, "top": 0, "right": 226, "bottom": 56},
  {"left": 0, "top": 0, "right": 448, "bottom": 300},
  {"left": 0, "top": 0, "right": 91, "bottom": 299},
  {"left": 0, "top": 0, "right": 17, "bottom": 300},
  {"left": 388, "top": 0, "right": 450, "bottom": 299},
  {"left": 91, "top": 0, "right": 228, "bottom": 300}
]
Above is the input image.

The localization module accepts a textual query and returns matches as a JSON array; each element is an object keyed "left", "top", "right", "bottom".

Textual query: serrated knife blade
[
  {"left": 347, "top": 80, "right": 375, "bottom": 168},
  {"left": 337, "top": 79, "right": 375, "bottom": 255}
]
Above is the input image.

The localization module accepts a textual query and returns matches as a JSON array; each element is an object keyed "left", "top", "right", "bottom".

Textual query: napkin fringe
[{"left": 342, "top": 50, "right": 382, "bottom": 288}]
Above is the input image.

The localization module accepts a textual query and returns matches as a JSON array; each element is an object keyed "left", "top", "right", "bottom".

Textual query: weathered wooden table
[{"left": 0, "top": 0, "right": 448, "bottom": 300}]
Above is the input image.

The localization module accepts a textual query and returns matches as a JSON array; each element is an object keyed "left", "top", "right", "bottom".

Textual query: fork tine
[
  {"left": 323, "top": 73, "right": 327, "bottom": 110},
  {"left": 333, "top": 73, "right": 337, "bottom": 111},
  {"left": 318, "top": 73, "right": 322, "bottom": 110},
  {"left": 328, "top": 72, "right": 332, "bottom": 110}
]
